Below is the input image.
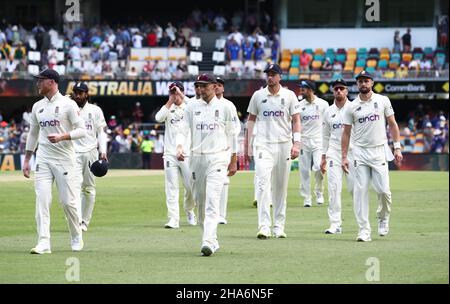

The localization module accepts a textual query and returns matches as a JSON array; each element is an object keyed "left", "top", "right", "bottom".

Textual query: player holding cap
[
  {"left": 297, "top": 79, "right": 329, "bottom": 207},
  {"left": 245, "top": 63, "right": 301, "bottom": 239},
  {"left": 176, "top": 74, "right": 237, "bottom": 256},
  {"left": 23, "top": 69, "right": 86, "bottom": 254},
  {"left": 70, "top": 82, "right": 108, "bottom": 232},
  {"left": 190, "top": 82, "right": 201, "bottom": 101},
  {"left": 155, "top": 81, "right": 197, "bottom": 229},
  {"left": 215, "top": 77, "right": 241, "bottom": 225},
  {"left": 342, "top": 70, "right": 403, "bottom": 242},
  {"left": 320, "top": 79, "right": 354, "bottom": 234}
]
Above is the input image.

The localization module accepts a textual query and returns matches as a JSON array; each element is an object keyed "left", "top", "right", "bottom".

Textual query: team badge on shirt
[{"left": 38, "top": 108, "right": 44, "bottom": 113}]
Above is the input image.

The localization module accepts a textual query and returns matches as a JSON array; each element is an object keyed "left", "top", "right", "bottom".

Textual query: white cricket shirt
[
  {"left": 155, "top": 101, "right": 191, "bottom": 156},
  {"left": 247, "top": 86, "right": 299, "bottom": 144},
  {"left": 298, "top": 96, "right": 329, "bottom": 140},
  {"left": 176, "top": 96, "right": 236, "bottom": 155},
  {"left": 73, "top": 102, "right": 106, "bottom": 153},
  {"left": 322, "top": 99, "right": 352, "bottom": 154},
  {"left": 342, "top": 92, "right": 395, "bottom": 147},
  {"left": 29, "top": 92, "right": 84, "bottom": 162}
]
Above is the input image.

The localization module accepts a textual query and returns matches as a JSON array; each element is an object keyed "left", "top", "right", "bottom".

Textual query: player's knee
[{"left": 83, "top": 186, "right": 96, "bottom": 196}]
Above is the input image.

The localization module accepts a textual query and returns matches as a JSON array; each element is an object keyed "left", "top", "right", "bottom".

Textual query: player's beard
[
  {"left": 75, "top": 98, "right": 88, "bottom": 108},
  {"left": 359, "top": 87, "right": 370, "bottom": 94}
]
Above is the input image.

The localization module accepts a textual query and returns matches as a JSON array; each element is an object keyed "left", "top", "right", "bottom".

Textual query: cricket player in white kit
[
  {"left": 70, "top": 82, "right": 108, "bottom": 232},
  {"left": 320, "top": 79, "right": 354, "bottom": 234},
  {"left": 176, "top": 74, "right": 237, "bottom": 256},
  {"left": 342, "top": 70, "right": 403, "bottom": 242},
  {"left": 245, "top": 63, "right": 301, "bottom": 239},
  {"left": 298, "top": 80, "right": 329, "bottom": 207},
  {"left": 23, "top": 69, "right": 87, "bottom": 254},
  {"left": 215, "top": 77, "right": 241, "bottom": 225},
  {"left": 155, "top": 81, "right": 196, "bottom": 229}
]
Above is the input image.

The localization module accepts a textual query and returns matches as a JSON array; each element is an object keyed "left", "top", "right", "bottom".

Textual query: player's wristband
[
  {"left": 393, "top": 142, "right": 401, "bottom": 150},
  {"left": 293, "top": 132, "right": 301, "bottom": 143}
]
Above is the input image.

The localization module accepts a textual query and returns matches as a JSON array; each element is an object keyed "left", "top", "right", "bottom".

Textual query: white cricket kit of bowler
[
  {"left": 322, "top": 100, "right": 354, "bottom": 229},
  {"left": 298, "top": 96, "right": 329, "bottom": 203},
  {"left": 73, "top": 102, "right": 107, "bottom": 226},
  {"left": 342, "top": 92, "right": 395, "bottom": 235},
  {"left": 218, "top": 96, "right": 241, "bottom": 222},
  {"left": 176, "top": 96, "right": 236, "bottom": 251},
  {"left": 26, "top": 92, "right": 84, "bottom": 247},
  {"left": 155, "top": 100, "right": 195, "bottom": 225},
  {"left": 247, "top": 86, "right": 299, "bottom": 233}
]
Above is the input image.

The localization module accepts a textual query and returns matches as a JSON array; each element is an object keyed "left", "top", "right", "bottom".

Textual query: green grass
[{"left": 0, "top": 170, "right": 448, "bottom": 284}]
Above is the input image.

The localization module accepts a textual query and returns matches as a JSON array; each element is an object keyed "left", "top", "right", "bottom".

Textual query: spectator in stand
[
  {"left": 423, "top": 122, "right": 434, "bottom": 152},
  {"left": 127, "top": 66, "right": 138, "bottom": 79},
  {"left": 393, "top": 30, "right": 401, "bottom": 53},
  {"left": 159, "top": 32, "right": 171, "bottom": 47},
  {"left": 91, "top": 60, "right": 103, "bottom": 75},
  {"left": 69, "top": 42, "right": 82, "bottom": 61},
  {"left": 242, "top": 38, "right": 254, "bottom": 60},
  {"left": 402, "top": 28, "right": 412, "bottom": 53},
  {"left": 165, "top": 22, "right": 177, "bottom": 42},
  {"left": 132, "top": 32, "right": 144, "bottom": 48},
  {"left": 322, "top": 57, "right": 332, "bottom": 71},
  {"left": 172, "top": 34, "right": 188, "bottom": 47},
  {"left": 396, "top": 63, "right": 408, "bottom": 78},
  {"left": 438, "top": 15, "right": 448, "bottom": 48},
  {"left": 150, "top": 68, "right": 162, "bottom": 80},
  {"left": 300, "top": 51, "right": 311, "bottom": 73},
  {"left": 1, "top": 41, "right": 12, "bottom": 59},
  {"left": 431, "top": 129, "right": 446, "bottom": 153},
  {"left": 226, "top": 38, "right": 241, "bottom": 61},
  {"left": 90, "top": 46, "right": 101, "bottom": 62},
  {"left": 408, "top": 58, "right": 420, "bottom": 77},
  {"left": 132, "top": 102, "right": 144, "bottom": 125},
  {"left": 214, "top": 12, "right": 228, "bottom": 31},
  {"left": 147, "top": 30, "right": 158, "bottom": 47},
  {"left": 228, "top": 27, "right": 244, "bottom": 45},
  {"left": 253, "top": 41, "right": 264, "bottom": 60},
  {"left": 271, "top": 36, "right": 280, "bottom": 63},
  {"left": 13, "top": 41, "right": 26, "bottom": 60},
  {"left": 5, "top": 58, "right": 17, "bottom": 73}
]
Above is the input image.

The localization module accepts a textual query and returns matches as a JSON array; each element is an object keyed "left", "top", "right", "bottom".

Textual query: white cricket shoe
[
  {"left": 356, "top": 230, "right": 372, "bottom": 242},
  {"left": 186, "top": 211, "right": 197, "bottom": 226},
  {"left": 71, "top": 237, "right": 84, "bottom": 251},
  {"left": 218, "top": 216, "right": 227, "bottom": 225},
  {"left": 30, "top": 242, "right": 51, "bottom": 254},
  {"left": 273, "top": 227, "right": 287, "bottom": 238},
  {"left": 80, "top": 222, "right": 88, "bottom": 232},
  {"left": 378, "top": 218, "right": 389, "bottom": 236},
  {"left": 316, "top": 193, "right": 324, "bottom": 205},
  {"left": 256, "top": 226, "right": 271, "bottom": 239},
  {"left": 303, "top": 199, "right": 312, "bottom": 207},
  {"left": 325, "top": 226, "right": 342, "bottom": 234},
  {"left": 164, "top": 218, "right": 179, "bottom": 229}
]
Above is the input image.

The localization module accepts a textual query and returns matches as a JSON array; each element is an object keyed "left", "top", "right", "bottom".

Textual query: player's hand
[
  {"left": 290, "top": 142, "right": 300, "bottom": 160},
  {"left": 244, "top": 141, "right": 253, "bottom": 163},
  {"left": 23, "top": 160, "right": 31, "bottom": 178},
  {"left": 394, "top": 149, "right": 403, "bottom": 167},
  {"left": 227, "top": 161, "right": 237, "bottom": 177},
  {"left": 100, "top": 153, "right": 108, "bottom": 162},
  {"left": 47, "top": 133, "right": 62, "bottom": 143},
  {"left": 176, "top": 145, "right": 185, "bottom": 161},
  {"left": 320, "top": 158, "right": 327, "bottom": 174},
  {"left": 342, "top": 157, "right": 350, "bottom": 174}
]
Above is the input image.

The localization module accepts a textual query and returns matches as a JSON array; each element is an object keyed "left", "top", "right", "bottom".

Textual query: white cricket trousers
[
  {"left": 190, "top": 151, "right": 229, "bottom": 249},
  {"left": 219, "top": 177, "right": 230, "bottom": 219},
  {"left": 299, "top": 138, "right": 324, "bottom": 201},
  {"left": 352, "top": 145, "right": 392, "bottom": 234},
  {"left": 74, "top": 149, "right": 97, "bottom": 226},
  {"left": 254, "top": 141, "right": 292, "bottom": 231},
  {"left": 326, "top": 148, "right": 354, "bottom": 228},
  {"left": 34, "top": 160, "right": 81, "bottom": 245},
  {"left": 163, "top": 154, "right": 195, "bottom": 223}
]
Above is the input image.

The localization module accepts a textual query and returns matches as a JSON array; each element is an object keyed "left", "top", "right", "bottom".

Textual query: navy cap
[
  {"left": 73, "top": 82, "right": 89, "bottom": 92},
  {"left": 299, "top": 79, "right": 316, "bottom": 91},
  {"left": 33, "top": 69, "right": 60, "bottom": 83},
  {"left": 169, "top": 81, "right": 184, "bottom": 92},
  {"left": 355, "top": 70, "right": 374, "bottom": 80},
  {"left": 194, "top": 73, "right": 217, "bottom": 85},
  {"left": 90, "top": 159, "right": 109, "bottom": 177},
  {"left": 263, "top": 63, "right": 282, "bottom": 74},
  {"left": 216, "top": 77, "right": 225, "bottom": 85},
  {"left": 331, "top": 78, "right": 348, "bottom": 87}
]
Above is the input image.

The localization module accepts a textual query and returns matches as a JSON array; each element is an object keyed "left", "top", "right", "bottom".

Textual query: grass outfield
[{"left": 0, "top": 170, "right": 448, "bottom": 284}]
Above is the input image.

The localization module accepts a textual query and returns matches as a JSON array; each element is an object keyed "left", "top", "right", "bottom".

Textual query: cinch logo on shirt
[
  {"left": 332, "top": 123, "right": 344, "bottom": 129},
  {"left": 85, "top": 122, "right": 93, "bottom": 130},
  {"left": 302, "top": 114, "right": 320, "bottom": 121},
  {"left": 358, "top": 114, "right": 380, "bottom": 123},
  {"left": 170, "top": 117, "right": 182, "bottom": 124},
  {"left": 39, "top": 119, "right": 60, "bottom": 127},
  {"left": 196, "top": 122, "right": 220, "bottom": 130},
  {"left": 263, "top": 110, "right": 284, "bottom": 117}
]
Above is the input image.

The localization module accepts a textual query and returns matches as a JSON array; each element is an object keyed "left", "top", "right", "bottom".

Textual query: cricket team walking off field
[{"left": 23, "top": 67, "right": 402, "bottom": 256}]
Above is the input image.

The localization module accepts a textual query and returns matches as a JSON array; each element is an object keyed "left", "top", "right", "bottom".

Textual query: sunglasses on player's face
[{"left": 333, "top": 86, "right": 346, "bottom": 92}]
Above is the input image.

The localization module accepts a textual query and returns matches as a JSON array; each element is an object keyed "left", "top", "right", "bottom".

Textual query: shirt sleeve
[
  {"left": 68, "top": 100, "right": 83, "bottom": 126},
  {"left": 175, "top": 104, "right": 191, "bottom": 149},
  {"left": 247, "top": 91, "right": 258, "bottom": 115},
  {"left": 384, "top": 96, "right": 395, "bottom": 117},
  {"left": 322, "top": 111, "right": 331, "bottom": 154},
  {"left": 290, "top": 91, "right": 301, "bottom": 116},
  {"left": 342, "top": 104, "right": 353, "bottom": 125},
  {"left": 96, "top": 107, "right": 107, "bottom": 129},
  {"left": 155, "top": 106, "right": 169, "bottom": 123}
]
